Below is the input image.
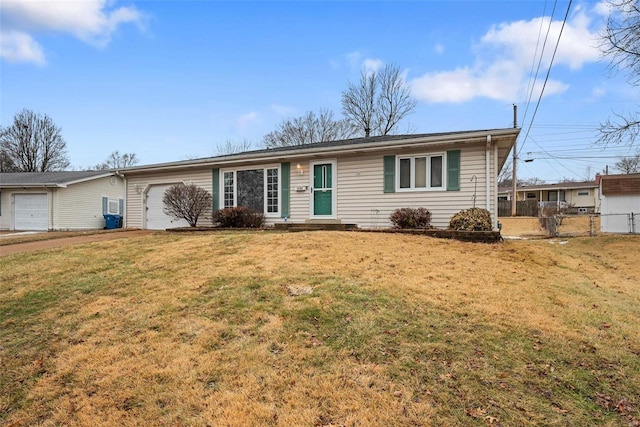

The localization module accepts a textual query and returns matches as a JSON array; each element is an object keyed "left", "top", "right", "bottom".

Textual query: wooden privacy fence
[{"left": 498, "top": 200, "right": 539, "bottom": 217}]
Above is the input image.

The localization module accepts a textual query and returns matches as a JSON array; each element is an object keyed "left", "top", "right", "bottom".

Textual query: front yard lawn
[{"left": 1, "top": 232, "right": 639, "bottom": 426}]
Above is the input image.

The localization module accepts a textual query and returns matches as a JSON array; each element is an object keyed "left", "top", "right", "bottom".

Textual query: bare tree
[
  {"left": 162, "top": 183, "right": 212, "bottom": 227},
  {"left": 0, "top": 109, "right": 70, "bottom": 171},
  {"left": 599, "top": 0, "right": 640, "bottom": 146},
  {"left": 498, "top": 161, "right": 513, "bottom": 187},
  {"left": 520, "top": 177, "right": 546, "bottom": 186},
  {"left": 341, "top": 63, "right": 416, "bottom": 138},
  {"left": 0, "top": 150, "right": 17, "bottom": 172},
  {"left": 216, "top": 138, "right": 253, "bottom": 155},
  {"left": 263, "top": 109, "right": 356, "bottom": 148},
  {"left": 615, "top": 149, "right": 640, "bottom": 173},
  {"left": 95, "top": 151, "right": 139, "bottom": 170}
]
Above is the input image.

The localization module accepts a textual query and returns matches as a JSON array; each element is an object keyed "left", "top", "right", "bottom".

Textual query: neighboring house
[
  {"left": 0, "top": 171, "right": 125, "bottom": 231},
  {"left": 498, "top": 180, "right": 600, "bottom": 214},
  {"left": 119, "top": 128, "right": 519, "bottom": 230},
  {"left": 599, "top": 173, "right": 640, "bottom": 234}
]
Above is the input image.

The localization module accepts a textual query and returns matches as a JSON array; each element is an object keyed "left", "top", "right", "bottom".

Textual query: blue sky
[{"left": 1, "top": 0, "right": 638, "bottom": 182}]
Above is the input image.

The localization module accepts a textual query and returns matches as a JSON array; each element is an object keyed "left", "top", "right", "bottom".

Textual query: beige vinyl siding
[
  {"left": 289, "top": 161, "right": 311, "bottom": 222},
  {"left": 53, "top": 177, "right": 125, "bottom": 230},
  {"left": 336, "top": 144, "right": 494, "bottom": 229},
  {"left": 125, "top": 170, "right": 214, "bottom": 229},
  {"left": 566, "top": 188, "right": 600, "bottom": 210}
]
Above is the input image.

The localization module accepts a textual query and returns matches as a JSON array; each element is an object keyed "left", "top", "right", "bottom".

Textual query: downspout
[
  {"left": 116, "top": 170, "right": 127, "bottom": 229},
  {"left": 485, "top": 135, "right": 491, "bottom": 214},
  {"left": 493, "top": 141, "right": 499, "bottom": 230},
  {"left": 47, "top": 186, "right": 53, "bottom": 231}
]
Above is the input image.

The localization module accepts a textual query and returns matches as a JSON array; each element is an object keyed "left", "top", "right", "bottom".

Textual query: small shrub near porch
[
  {"left": 213, "top": 206, "right": 265, "bottom": 228},
  {"left": 389, "top": 207, "right": 432, "bottom": 229},
  {"left": 449, "top": 207, "right": 492, "bottom": 231}
]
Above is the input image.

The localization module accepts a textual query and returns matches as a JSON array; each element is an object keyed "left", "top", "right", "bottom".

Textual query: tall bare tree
[
  {"left": 95, "top": 151, "right": 139, "bottom": 170},
  {"left": 615, "top": 149, "right": 640, "bottom": 173},
  {"left": 341, "top": 63, "right": 416, "bottom": 138},
  {"left": 0, "top": 109, "right": 70, "bottom": 171},
  {"left": 216, "top": 138, "right": 254, "bottom": 155},
  {"left": 263, "top": 109, "right": 356, "bottom": 148},
  {"left": 599, "top": 0, "right": 640, "bottom": 146}
]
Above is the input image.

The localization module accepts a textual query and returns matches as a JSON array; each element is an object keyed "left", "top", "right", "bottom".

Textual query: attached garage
[
  {"left": 14, "top": 193, "right": 48, "bottom": 230},
  {"left": 145, "top": 184, "right": 189, "bottom": 230}
]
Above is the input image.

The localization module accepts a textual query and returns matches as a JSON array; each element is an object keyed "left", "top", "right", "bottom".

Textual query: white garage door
[
  {"left": 14, "top": 193, "right": 48, "bottom": 231},
  {"left": 145, "top": 184, "right": 189, "bottom": 230}
]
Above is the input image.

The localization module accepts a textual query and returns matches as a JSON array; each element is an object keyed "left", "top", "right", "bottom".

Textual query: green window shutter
[
  {"left": 212, "top": 168, "right": 220, "bottom": 210},
  {"left": 447, "top": 150, "right": 461, "bottom": 191},
  {"left": 102, "top": 197, "right": 108, "bottom": 215},
  {"left": 281, "top": 162, "right": 290, "bottom": 218},
  {"left": 383, "top": 155, "right": 395, "bottom": 193}
]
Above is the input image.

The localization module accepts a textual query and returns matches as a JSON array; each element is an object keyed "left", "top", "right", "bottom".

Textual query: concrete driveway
[{"left": 0, "top": 230, "right": 154, "bottom": 257}]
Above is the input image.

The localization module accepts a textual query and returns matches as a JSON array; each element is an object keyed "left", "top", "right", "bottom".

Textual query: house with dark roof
[
  {"left": 0, "top": 171, "right": 125, "bottom": 231},
  {"left": 118, "top": 128, "right": 519, "bottom": 230},
  {"left": 599, "top": 173, "right": 640, "bottom": 234}
]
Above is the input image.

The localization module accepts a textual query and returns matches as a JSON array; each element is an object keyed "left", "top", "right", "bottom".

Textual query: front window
[
  {"left": 398, "top": 154, "right": 444, "bottom": 190},
  {"left": 548, "top": 191, "right": 566, "bottom": 202},
  {"left": 223, "top": 172, "right": 234, "bottom": 208},
  {"left": 222, "top": 167, "right": 279, "bottom": 215}
]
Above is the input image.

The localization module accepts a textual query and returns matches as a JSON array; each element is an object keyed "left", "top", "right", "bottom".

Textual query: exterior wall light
[{"left": 296, "top": 163, "right": 304, "bottom": 175}]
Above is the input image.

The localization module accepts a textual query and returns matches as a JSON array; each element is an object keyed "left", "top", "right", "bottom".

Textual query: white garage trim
[
  {"left": 144, "top": 184, "right": 190, "bottom": 230},
  {"left": 14, "top": 193, "right": 49, "bottom": 231}
]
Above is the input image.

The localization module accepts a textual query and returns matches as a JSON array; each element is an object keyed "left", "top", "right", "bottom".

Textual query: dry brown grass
[
  {"left": 1, "top": 231, "right": 639, "bottom": 426},
  {"left": 500, "top": 215, "right": 601, "bottom": 237}
]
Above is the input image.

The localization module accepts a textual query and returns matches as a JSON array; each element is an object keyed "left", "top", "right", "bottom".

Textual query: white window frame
[
  {"left": 220, "top": 165, "right": 281, "bottom": 217},
  {"left": 396, "top": 153, "right": 445, "bottom": 192}
]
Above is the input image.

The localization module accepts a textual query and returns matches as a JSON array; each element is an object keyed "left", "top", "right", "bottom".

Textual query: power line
[
  {"left": 518, "top": 0, "right": 573, "bottom": 159},
  {"left": 520, "top": 0, "right": 555, "bottom": 129}
]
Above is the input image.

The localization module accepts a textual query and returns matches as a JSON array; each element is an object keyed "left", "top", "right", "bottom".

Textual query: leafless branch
[{"left": 0, "top": 109, "right": 70, "bottom": 172}]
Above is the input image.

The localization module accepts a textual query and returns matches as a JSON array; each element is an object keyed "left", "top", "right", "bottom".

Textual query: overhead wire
[
  {"left": 520, "top": 0, "right": 554, "bottom": 128},
  {"left": 518, "top": 0, "right": 573, "bottom": 159}
]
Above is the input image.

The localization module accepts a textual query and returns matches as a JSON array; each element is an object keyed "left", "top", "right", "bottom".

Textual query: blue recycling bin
[{"left": 104, "top": 214, "right": 122, "bottom": 229}]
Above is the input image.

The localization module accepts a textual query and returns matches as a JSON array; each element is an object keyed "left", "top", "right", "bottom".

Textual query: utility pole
[{"left": 511, "top": 104, "right": 518, "bottom": 217}]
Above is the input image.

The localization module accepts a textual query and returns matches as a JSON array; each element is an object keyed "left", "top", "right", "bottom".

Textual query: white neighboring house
[
  {"left": 599, "top": 173, "right": 640, "bottom": 234},
  {"left": 118, "top": 128, "right": 520, "bottom": 230},
  {"left": 0, "top": 171, "right": 125, "bottom": 231}
]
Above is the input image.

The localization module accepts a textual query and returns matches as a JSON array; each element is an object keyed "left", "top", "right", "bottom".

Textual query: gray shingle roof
[{"left": 0, "top": 171, "right": 111, "bottom": 186}]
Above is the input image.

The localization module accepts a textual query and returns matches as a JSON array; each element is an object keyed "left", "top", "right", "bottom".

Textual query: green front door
[{"left": 313, "top": 163, "right": 332, "bottom": 216}]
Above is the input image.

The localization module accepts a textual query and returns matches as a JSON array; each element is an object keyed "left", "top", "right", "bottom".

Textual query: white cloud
[
  {"left": 236, "top": 112, "right": 260, "bottom": 132},
  {"left": 0, "top": 0, "right": 145, "bottom": 64},
  {"left": 0, "top": 29, "right": 45, "bottom": 65},
  {"left": 433, "top": 43, "right": 445, "bottom": 55},
  {"left": 411, "top": 9, "right": 601, "bottom": 103},
  {"left": 270, "top": 104, "right": 297, "bottom": 117},
  {"left": 362, "top": 58, "right": 383, "bottom": 74}
]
